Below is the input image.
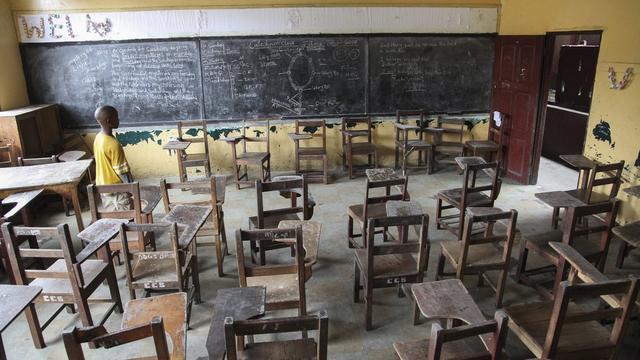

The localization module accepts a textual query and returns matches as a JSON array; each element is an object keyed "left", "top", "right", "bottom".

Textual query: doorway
[{"left": 531, "top": 31, "right": 602, "bottom": 181}]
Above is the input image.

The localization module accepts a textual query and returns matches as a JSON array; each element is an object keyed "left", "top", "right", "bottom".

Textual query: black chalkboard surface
[
  {"left": 21, "top": 34, "right": 494, "bottom": 128},
  {"left": 201, "top": 37, "right": 366, "bottom": 119},
  {"left": 21, "top": 40, "right": 203, "bottom": 128},
  {"left": 368, "top": 36, "right": 494, "bottom": 114}
]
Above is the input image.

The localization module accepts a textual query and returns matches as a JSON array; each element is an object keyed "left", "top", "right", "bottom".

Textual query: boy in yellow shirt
[{"left": 93, "top": 105, "right": 133, "bottom": 210}]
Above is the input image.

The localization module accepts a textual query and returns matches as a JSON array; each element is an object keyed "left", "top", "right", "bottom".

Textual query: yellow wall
[
  {"left": 0, "top": 0, "right": 28, "bottom": 110},
  {"left": 500, "top": 0, "right": 640, "bottom": 222}
]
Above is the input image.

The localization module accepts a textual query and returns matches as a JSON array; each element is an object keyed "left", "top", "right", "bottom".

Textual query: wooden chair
[
  {"left": 1, "top": 222, "right": 123, "bottom": 348},
  {"left": 393, "top": 311, "right": 508, "bottom": 360},
  {"left": 436, "top": 161, "right": 500, "bottom": 239},
  {"left": 119, "top": 222, "right": 200, "bottom": 323},
  {"left": 433, "top": 117, "right": 466, "bottom": 170},
  {"left": 347, "top": 173, "right": 408, "bottom": 248},
  {"left": 516, "top": 200, "right": 620, "bottom": 299},
  {"left": 550, "top": 160, "right": 624, "bottom": 229},
  {"left": 160, "top": 176, "right": 228, "bottom": 277},
  {"left": 436, "top": 208, "right": 518, "bottom": 307},
  {"left": 249, "top": 177, "right": 311, "bottom": 265},
  {"left": 394, "top": 110, "right": 441, "bottom": 175},
  {"left": 176, "top": 120, "right": 211, "bottom": 183},
  {"left": 464, "top": 113, "right": 508, "bottom": 173},
  {"left": 225, "top": 120, "right": 271, "bottom": 189},
  {"left": 17, "top": 155, "right": 72, "bottom": 216},
  {"left": 354, "top": 214, "right": 429, "bottom": 330},
  {"left": 236, "top": 227, "right": 306, "bottom": 314},
  {"left": 291, "top": 119, "right": 329, "bottom": 184},
  {"left": 224, "top": 310, "right": 328, "bottom": 360},
  {"left": 341, "top": 116, "right": 377, "bottom": 179},
  {"left": 0, "top": 144, "right": 14, "bottom": 167},
  {"left": 63, "top": 292, "right": 187, "bottom": 360},
  {"left": 504, "top": 277, "right": 639, "bottom": 360},
  {"left": 87, "top": 182, "right": 155, "bottom": 262},
  {"left": 0, "top": 190, "right": 41, "bottom": 283}
]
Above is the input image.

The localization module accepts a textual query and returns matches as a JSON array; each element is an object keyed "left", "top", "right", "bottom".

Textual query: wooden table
[
  {"left": 160, "top": 204, "right": 212, "bottom": 248},
  {"left": 559, "top": 154, "right": 598, "bottom": 190},
  {"left": 411, "top": 279, "right": 490, "bottom": 346},
  {"left": 206, "top": 286, "right": 266, "bottom": 360},
  {"left": 0, "top": 285, "right": 42, "bottom": 357},
  {"left": 0, "top": 159, "right": 92, "bottom": 231}
]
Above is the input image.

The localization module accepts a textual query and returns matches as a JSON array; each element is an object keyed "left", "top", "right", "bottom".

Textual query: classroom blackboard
[
  {"left": 201, "top": 37, "right": 367, "bottom": 119},
  {"left": 21, "top": 40, "right": 203, "bottom": 128},
  {"left": 21, "top": 34, "right": 494, "bottom": 128},
  {"left": 368, "top": 36, "right": 494, "bottom": 114}
]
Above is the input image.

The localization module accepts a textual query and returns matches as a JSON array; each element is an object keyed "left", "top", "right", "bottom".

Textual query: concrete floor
[{"left": 3, "top": 157, "right": 640, "bottom": 359}]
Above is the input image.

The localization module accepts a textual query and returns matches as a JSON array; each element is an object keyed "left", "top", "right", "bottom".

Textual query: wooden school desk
[{"left": 0, "top": 159, "right": 92, "bottom": 231}]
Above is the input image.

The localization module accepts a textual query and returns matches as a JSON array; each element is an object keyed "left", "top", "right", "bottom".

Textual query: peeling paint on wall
[
  {"left": 115, "top": 130, "right": 158, "bottom": 147},
  {"left": 207, "top": 128, "right": 240, "bottom": 140},
  {"left": 302, "top": 126, "right": 318, "bottom": 134},
  {"left": 592, "top": 120, "right": 614, "bottom": 148}
]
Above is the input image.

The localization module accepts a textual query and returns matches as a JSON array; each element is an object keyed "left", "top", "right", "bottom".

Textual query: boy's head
[{"left": 95, "top": 105, "right": 119, "bottom": 130}]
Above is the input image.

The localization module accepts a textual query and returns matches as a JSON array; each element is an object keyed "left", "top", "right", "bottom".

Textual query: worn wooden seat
[
  {"left": 160, "top": 176, "right": 228, "bottom": 277},
  {"left": 354, "top": 214, "right": 429, "bottom": 330},
  {"left": 176, "top": 120, "right": 211, "bottom": 182},
  {"left": 290, "top": 119, "right": 329, "bottom": 184},
  {"left": 394, "top": 311, "right": 508, "bottom": 360},
  {"left": 347, "top": 170, "right": 408, "bottom": 248},
  {"left": 87, "top": 182, "right": 156, "bottom": 262},
  {"left": 437, "top": 208, "right": 518, "bottom": 307},
  {"left": 224, "top": 310, "right": 328, "bottom": 360},
  {"left": 517, "top": 200, "right": 619, "bottom": 299},
  {"left": 341, "top": 116, "right": 377, "bottom": 179},
  {"left": 119, "top": 222, "right": 201, "bottom": 324},
  {"left": 236, "top": 227, "right": 306, "bottom": 314},
  {"left": 224, "top": 120, "right": 271, "bottom": 189},
  {"left": 2, "top": 222, "right": 122, "bottom": 348},
  {"left": 436, "top": 161, "right": 500, "bottom": 239},
  {"left": 248, "top": 177, "right": 311, "bottom": 264},
  {"left": 504, "top": 277, "right": 638, "bottom": 360}
]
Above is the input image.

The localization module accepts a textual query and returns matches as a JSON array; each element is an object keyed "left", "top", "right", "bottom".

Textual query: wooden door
[{"left": 491, "top": 36, "right": 545, "bottom": 184}]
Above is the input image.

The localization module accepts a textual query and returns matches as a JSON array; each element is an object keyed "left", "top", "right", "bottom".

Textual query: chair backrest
[
  {"left": 541, "top": 278, "right": 639, "bottom": 359},
  {"left": 427, "top": 311, "right": 508, "bottom": 360},
  {"left": 224, "top": 310, "right": 328, "bottom": 360},
  {"left": 365, "top": 214, "right": 429, "bottom": 272},
  {"left": 459, "top": 209, "right": 518, "bottom": 277},
  {"left": 87, "top": 182, "right": 144, "bottom": 223},
  {"left": 583, "top": 161, "right": 624, "bottom": 203},
  {"left": 342, "top": 116, "right": 373, "bottom": 143},
  {"left": 295, "top": 119, "right": 326, "bottom": 149},
  {"left": 0, "top": 144, "right": 14, "bottom": 167},
  {"left": 362, "top": 175, "right": 409, "bottom": 234},
  {"left": 241, "top": 119, "right": 270, "bottom": 154},
  {"left": 1, "top": 222, "right": 108, "bottom": 290},
  {"left": 396, "top": 109, "right": 425, "bottom": 125},
  {"left": 255, "top": 177, "right": 310, "bottom": 228},
  {"left": 235, "top": 227, "right": 305, "bottom": 310},
  {"left": 461, "top": 161, "right": 500, "bottom": 202},
  {"left": 177, "top": 120, "right": 210, "bottom": 157},
  {"left": 63, "top": 316, "right": 171, "bottom": 360},
  {"left": 160, "top": 176, "right": 223, "bottom": 231},
  {"left": 435, "top": 116, "right": 465, "bottom": 146},
  {"left": 561, "top": 199, "right": 620, "bottom": 269},
  {"left": 17, "top": 155, "right": 59, "bottom": 166}
]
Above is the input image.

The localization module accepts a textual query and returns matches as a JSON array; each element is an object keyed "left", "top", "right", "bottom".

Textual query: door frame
[{"left": 529, "top": 30, "right": 603, "bottom": 184}]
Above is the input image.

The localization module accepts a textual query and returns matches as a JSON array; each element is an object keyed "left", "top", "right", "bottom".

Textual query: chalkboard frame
[{"left": 21, "top": 33, "right": 496, "bottom": 129}]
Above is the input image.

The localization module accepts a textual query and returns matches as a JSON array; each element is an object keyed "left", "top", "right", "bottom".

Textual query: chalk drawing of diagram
[{"left": 271, "top": 51, "right": 315, "bottom": 115}]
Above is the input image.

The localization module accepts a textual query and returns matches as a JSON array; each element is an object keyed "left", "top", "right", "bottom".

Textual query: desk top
[
  {"left": 1, "top": 189, "right": 43, "bottom": 219},
  {"left": 386, "top": 200, "right": 423, "bottom": 217},
  {"left": 57, "top": 150, "right": 86, "bottom": 162},
  {"left": 160, "top": 204, "right": 212, "bottom": 247},
  {"left": 288, "top": 133, "right": 314, "bottom": 141},
  {"left": 365, "top": 168, "right": 402, "bottom": 182},
  {"left": 0, "top": 285, "right": 42, "bottom": 332},
  {"left": 206, "top": 286, "right": 266, "bottom": 360},
  {"left": 0, "top": 159, "right": 92, "bottom": 191},
  {"left": 559, "top": 154, "right": 598, "bottom": 170},
  {"left": 455, "top": 156, "right": 486, "bottom": 168},
  {"left": 78, "top": 218, "right": 129, "bottom": 244},
  {"left": 613, "top": 221, "right": 640, "bottom": 248},
  {"left": 278, "top": 220, "right": 322, "bottom": 266},
  {"left": 140, "top": 185, "right": 162, "bottom": 214}
]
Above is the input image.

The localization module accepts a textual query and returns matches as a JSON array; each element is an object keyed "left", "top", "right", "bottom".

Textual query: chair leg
[
  {"left": 365, "top": 285, "right": 373, "bottom": 331},
  {"left": 105, "top": 262, "right": 123, "bottom": 313},
  {"left": 221, "top": 215, "right": 230, "bottom": 256},
  {"left": 76, "top": 297, "right": 94, "bottom": 327},
  {"left": 394, "top": 145, "right": 399, "bottom": 170},
  {"left": 516, "top": 243, "right": 529, "bottom": 283},
  {"left": 347, "top": 216, "right": 355, "bottom": 248},
  {"left": 412, "top": 300, "right": 421, "bottom": 326},
  {"left": 216, "top": 237, "right": 225, "bottom": 277},
  {"left": 552, "top": 206, "right": 560, "bottom": 229},
  {"left": 259, "top": 246, "right": 267, "bottom": 266},
  {"left": 353, "top": 261, "right": 361, "bottom": 303},
  {"left": 495, "top": 269, "right": 508, "bottom": 308},
  {"left": 616, "top": 241, "right": 629, "bottom": 269},
  {"left": 24, "top": 303, "right": 45, "bottom": 349},
  {"left": 323, "top": 155, "right": 329, "bottom": 184},
  {"left": 192, "top": 257, "right": 202, "bottom": 304},
  {"left": 436, "top": 198, "right": 443, "bottom": 230},
  {"left": 436, "top": 253, "right": 446, "bottom": 281}
]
